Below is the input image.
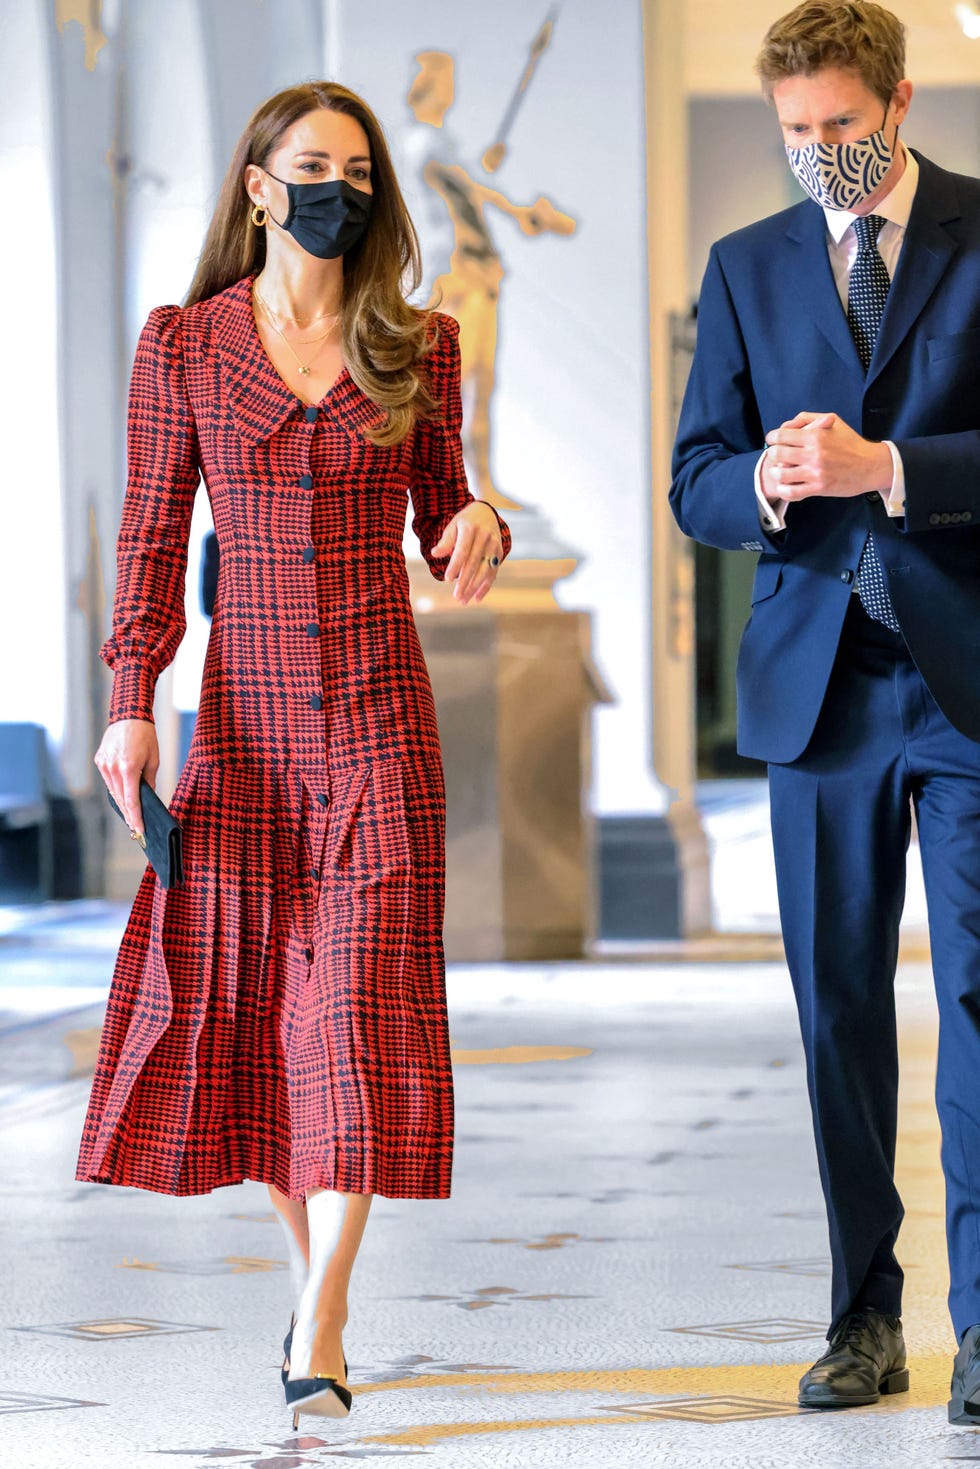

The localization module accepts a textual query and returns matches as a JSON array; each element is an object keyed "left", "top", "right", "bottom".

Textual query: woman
[{"left": 76, "top": 80, "right": 509, "bottom": 1429}]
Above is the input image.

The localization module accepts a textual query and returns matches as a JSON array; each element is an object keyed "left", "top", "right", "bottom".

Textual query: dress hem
[{"left": 73, "top": 1165, "right": 452, "bottom": 1202}]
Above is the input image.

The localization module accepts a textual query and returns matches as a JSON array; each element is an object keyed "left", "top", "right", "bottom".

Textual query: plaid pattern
[{"left": 77, "top": 278, "right": 509, "bottom": 1200}]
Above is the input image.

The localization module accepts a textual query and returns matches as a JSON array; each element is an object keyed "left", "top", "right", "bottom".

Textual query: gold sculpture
[{"left": 408, "top": 27, "right": 576, "bottom": 518}]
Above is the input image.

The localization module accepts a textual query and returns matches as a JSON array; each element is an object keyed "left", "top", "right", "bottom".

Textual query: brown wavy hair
[
  {"left": 185, "top": 81, "right": 436, "bottom": 445},
  {"left": 756, "top": 2, "right": 906, "bottom": 108}
]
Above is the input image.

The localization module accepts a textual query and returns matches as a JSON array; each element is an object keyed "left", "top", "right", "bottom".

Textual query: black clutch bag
[{"left": 107, "top": 777, "right": 184, "bottom": 889}]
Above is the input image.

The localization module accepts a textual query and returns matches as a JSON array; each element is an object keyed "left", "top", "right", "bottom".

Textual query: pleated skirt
[{"left": 76, "top": 751, "right": 453, "bottom": 1199}]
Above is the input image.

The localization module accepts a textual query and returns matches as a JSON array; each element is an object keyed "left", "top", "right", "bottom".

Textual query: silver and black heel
[
  {"left": 286, "top": 1361, "right": 351, "bottom": 1428},
  {"left": 280, "top": 1314, "right": 296, "bottom": 1387}
]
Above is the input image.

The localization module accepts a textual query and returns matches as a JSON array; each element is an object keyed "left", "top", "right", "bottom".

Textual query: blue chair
[{"left": 0, "top": 723, "right": 54, "bottom": 901}]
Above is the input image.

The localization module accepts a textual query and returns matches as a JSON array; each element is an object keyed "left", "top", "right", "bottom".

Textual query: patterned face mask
[{"left": 786, "top": 122, "right": 893, "bottom": 211}]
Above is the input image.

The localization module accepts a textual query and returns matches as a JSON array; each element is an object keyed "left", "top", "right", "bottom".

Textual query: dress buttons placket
[
  {"left": 297, "top": 783, "right": 331, "bottom": 981},
  {"left": 295, "top": 441, "right": 321, "bottom": 724},
  {"left": 307, "top": 792, "right": 332, "bottom": 975}
]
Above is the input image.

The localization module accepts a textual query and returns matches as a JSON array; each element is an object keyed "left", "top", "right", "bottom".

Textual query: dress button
[
  {"left": 865, "top": 491, "right": 879, "bottom": 502},
  {"left": 840, "top": 569, "right": 853, "bottom": 584},
  {"left": 310, "top": 694, "right": 323, "bottom": 710},
  {"left": 940, "top": 513, "right": 951, "bottom": 524},
  {"left": 965, "top": 511, "right": 974, "bottom": 523},
  {"left": 306, "top": 622, "right": 320, "bottom": 638},
  {"left": 302, "top": 546, "right": 315, "bottom": 563},
  {"left": 299, "top": 474, "right": 313, "bottom": 490},
  {"left": 951, "top": 512, "right": 962, "bottom": 524},
  {"left": 304, "top": 406, "right": 318, "bottom": 423},
  {"left": 929, "top": 513, "right": 940, "bottom": 526},
  {"left": 310, "top": 868, "right": 320, "bottom": 882},
  {"left": 304, "top": 946, "right": 314, "bottom": 963},
  {"left": 316, "top": 793, "right": 330, "bottom": 808}
]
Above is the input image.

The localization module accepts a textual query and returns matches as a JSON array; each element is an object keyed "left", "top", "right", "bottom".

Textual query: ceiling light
[{"left": 955, "top": 2, "right": 980, "bottom": 39}]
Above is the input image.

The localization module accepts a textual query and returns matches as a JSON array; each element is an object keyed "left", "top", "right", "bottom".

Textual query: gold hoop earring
[{"left": 250, "top": 204, "right": 268, "bottom": 228}]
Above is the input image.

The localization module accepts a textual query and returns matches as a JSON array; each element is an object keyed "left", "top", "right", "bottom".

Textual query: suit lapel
[
  {"left": 868, "top": 152, "right": 961, "bottom": 386},
  {"left": 784, "top": 202, "right": 864, "bottom": 375},
  {"left": 781, "top": 155, "right": 963, "bottom": 389}
]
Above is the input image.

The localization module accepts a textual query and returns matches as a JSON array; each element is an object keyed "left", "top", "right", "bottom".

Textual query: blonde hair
[
  {"left": 185, "top": 81, "right": 437, "bottom": 446},
  {"left": 756, "top": 1, "right": 907, "bottom": 107}
]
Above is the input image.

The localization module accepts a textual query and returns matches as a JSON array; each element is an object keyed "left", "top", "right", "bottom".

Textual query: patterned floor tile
[
  {"left": 600, "top": 1394, "right": 801, "bottom": 1422},
  {"left": 407, "top": 1284, "right": 592, "bottom": 1311},
  {"left": 0, "top": 1390, "right": 105, "bottom": 1415},
  {"left": 463, "top": 1232, "right": 615, "bottom": 1251},
  {"left": 728, "top": 1257, "right": 832, "bottom": 1276},
  {"left": 117, "top": 1255, "right": 288, "bottom": 1275},
  {"left": 12, "top": 1317, "right": 220, "bottom": 1341},
  {"left": 667, "top": 1319, "right": 827, "bottom": 1344}
]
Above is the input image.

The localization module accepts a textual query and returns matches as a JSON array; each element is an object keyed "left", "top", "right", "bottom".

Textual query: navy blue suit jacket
[{"left": 670, "top": 151, "right": 980, "bottom": 764}]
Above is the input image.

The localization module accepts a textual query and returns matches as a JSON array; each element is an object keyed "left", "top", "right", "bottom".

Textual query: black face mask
[{"left": 265, "top": 173, "right": 373, "bottom": 259}]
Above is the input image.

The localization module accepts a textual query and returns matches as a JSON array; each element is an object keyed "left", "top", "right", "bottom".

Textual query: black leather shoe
[
  {"left": 949, "top": 1324, "right": 980, "bottom": 1424},
  {"left": 798, "top": 1309, "right": 909, "bottom": 1408}
]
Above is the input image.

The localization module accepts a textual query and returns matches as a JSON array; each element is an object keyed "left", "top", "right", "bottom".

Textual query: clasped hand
[
  {"left": 431, "top": 501, "right": 504, "bottom": 604},
  {"left": 762, "top": 411, "right": 893, "bottom": 503}
]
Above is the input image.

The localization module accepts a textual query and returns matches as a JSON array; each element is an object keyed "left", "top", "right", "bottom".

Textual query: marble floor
[{"left": 0, "top": 797, "right": 965, "bottom": 1469}]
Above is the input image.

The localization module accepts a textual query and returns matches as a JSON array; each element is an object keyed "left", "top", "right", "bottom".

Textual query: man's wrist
[
  {"left": 866, "top": 440, "right": 894, "bottom": 492},
  {"left": 755, "top": 447, "right": 787, "bottom": 531},
  {"left": 758, "top": 448, "right": 781, "bottom": 505}
]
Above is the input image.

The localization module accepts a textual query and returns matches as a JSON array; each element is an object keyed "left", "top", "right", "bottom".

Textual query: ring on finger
[{"left": 484, "top": 553, "right": 500, "bottom": 568}]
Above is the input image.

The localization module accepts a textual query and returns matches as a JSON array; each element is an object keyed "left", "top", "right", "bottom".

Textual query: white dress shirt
[{"left": 755, "top": 144, "right": 919, "bottom": 533}]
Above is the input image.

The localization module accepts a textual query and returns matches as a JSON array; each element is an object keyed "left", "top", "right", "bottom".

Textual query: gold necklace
[
  {"left": 267, "top": 298, "right": 341, "bottom": 331},
  {"left": 254, "top": 285, "right": 341, "bottom": 337},
  {"left": 253, "top": 288, "right": 340, "bottom": 377},
  {"left": 255, "top": 284, "right": 343, "bottom": 336}
]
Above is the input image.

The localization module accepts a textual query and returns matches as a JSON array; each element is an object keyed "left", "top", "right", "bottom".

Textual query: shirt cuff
[
  {"left": 754, "top": 448, "right": 788, "bottom": 532},
  {"left": 107, "top": 661, "right": 158, "bottom": 725},
  {"left": 881, "top": 440, "right": 905, "bottom": 517}
]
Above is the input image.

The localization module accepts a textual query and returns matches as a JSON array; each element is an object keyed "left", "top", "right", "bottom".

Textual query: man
[{"left": 670, "top": 0, "right": 980, "bottom": 1423}]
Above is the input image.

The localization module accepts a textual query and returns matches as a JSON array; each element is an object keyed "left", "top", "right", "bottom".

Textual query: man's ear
[{"left": 891, "top": 78, "right": 913, "bottom": 129}]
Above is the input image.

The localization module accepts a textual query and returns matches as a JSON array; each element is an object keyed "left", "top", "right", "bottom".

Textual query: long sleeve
[
  {"left": 670, "top": 247, "right": 786, "bottom": 554},
  {"left": 102, "top": 305, "right": 201, "bottom": 723},
  {"left": 410, "top": 312, "right": 511, "bottom": 578}
]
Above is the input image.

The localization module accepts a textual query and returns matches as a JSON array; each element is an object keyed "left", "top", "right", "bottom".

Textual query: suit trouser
[{"left": 768, "top": 595, "right": 980, "bottom": 1341}]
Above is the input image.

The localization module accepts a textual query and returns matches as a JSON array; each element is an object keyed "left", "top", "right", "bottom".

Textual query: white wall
[
  {"left": 0, "top": 2, "right": 63, "bottom": 742},
  {"left": 685, "top": 0, "right": 980, "bottom": 95}
]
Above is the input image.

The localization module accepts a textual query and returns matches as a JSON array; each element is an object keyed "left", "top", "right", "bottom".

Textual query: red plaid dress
[{"left": 76, "top": 276, "right": 509, "bottom": 1200}]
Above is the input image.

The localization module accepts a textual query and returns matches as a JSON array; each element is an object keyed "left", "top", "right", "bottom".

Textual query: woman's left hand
[{"left": 431, "top": 502, "right": 504, "bottom": 604}]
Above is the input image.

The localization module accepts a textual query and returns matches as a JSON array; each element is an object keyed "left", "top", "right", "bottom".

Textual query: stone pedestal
[{"left": 413, "top": 584, "right": 608, "bottom": 960}]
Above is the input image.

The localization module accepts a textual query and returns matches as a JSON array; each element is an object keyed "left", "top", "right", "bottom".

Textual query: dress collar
[{"left": 212, "top": 276, "right": 386, "bottom": 444}]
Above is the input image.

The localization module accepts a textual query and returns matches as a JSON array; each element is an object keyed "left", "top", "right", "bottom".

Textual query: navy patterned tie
[{"left": 846, "top": 213, "right": 901, "bottom": 633}]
